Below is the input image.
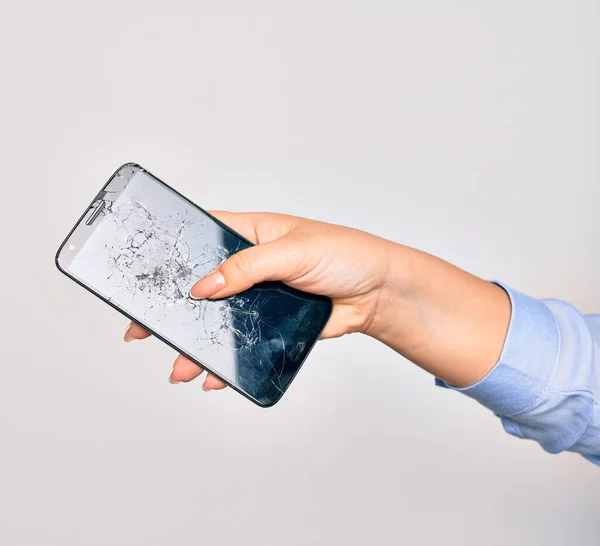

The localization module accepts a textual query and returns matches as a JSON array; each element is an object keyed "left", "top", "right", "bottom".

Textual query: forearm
[{"left": 366, "top": 241, "right": 511, "bottom": 387}]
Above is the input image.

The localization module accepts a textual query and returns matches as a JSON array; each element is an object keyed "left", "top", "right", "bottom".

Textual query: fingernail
[
  {"left": 202, "top": 382, "right": 211, "bottom": 392},
  {"left": 124, "top": 326, "right": 135, "bottom": 342},
  {"left": 169, "top": 374, "right": 181, "bottom": 385},
  {"left": 190, "top": 270, "right": 226, "bottom": 300}
]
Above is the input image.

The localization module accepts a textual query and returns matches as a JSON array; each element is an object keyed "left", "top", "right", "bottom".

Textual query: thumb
[{"left": 189, "top": 239, "right": 300, "bottom": 299}]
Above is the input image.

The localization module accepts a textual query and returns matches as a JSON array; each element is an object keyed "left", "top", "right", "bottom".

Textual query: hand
[{"left": 124, "top": 211, "right": 397, "bottom": 390}]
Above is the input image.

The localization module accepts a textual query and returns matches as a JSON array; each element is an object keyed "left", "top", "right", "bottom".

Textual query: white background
[{"left": 0, "top": 1, "right": 598, "bottom": 545}]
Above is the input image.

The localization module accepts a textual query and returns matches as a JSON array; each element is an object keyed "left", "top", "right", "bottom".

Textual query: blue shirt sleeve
[{"left": 436, "top": 283, "right": 600, "bottom": 466}]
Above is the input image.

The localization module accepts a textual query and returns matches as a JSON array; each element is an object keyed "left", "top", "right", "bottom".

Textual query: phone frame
[{"left": 55, "top": 162, "right": 333, "bottom": 407}]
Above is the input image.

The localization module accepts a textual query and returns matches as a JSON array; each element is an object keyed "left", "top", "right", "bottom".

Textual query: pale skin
[{"left": 124, "top": 211, "right": 512, "bottom": 392}]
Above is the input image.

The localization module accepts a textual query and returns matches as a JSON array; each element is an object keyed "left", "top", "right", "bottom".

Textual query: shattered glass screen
[{"left": 61, "top": 167, "right": 332, "bottom": 406}]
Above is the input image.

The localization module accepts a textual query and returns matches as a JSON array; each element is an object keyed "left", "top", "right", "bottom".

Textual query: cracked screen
[{"left": 58, "top": 165, "right": 332, "bottom": 406}]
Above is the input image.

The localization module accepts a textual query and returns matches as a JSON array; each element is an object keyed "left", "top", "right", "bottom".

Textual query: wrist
[
  {"left": 362, "top": 241, "right": 511, "bottom": 387},
  {"left": 361, "top": 241, "right": 422, "bottom": 343}
]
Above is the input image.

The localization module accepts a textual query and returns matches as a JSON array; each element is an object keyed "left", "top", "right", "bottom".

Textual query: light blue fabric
[{"left": 436, "top": 283, "right": 600, "bottom": 465}]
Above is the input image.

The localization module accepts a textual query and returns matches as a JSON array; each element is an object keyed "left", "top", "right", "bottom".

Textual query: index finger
[{"left": 207, "top": 210, "right": 297, "bottom": 245}]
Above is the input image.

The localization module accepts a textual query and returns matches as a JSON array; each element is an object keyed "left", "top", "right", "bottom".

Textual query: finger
[
  {"left": 124, "top": 322, "right": 152, "bottom": 342},
  {"left": 207, "top": 210, "right": 297, "bottom": 245},
  {"left": 318, "top": 304, "right": 359, "bottom": 339},
  {"left": 169, "top": 354, "right": 204, "bottom": 384},
  {"left": 206, "top": 211, "right": 261, "bottom": 243},
  {"left": 202, "top": 374, "right": 227, "bottom": 392},
  {"left": 169, "top": 355, "right": 228, "bottom": 392},
  {"left": 189, "top": 239, "right": 301, "bottom": 299}
]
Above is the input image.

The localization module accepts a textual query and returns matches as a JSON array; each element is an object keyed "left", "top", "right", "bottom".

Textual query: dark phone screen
[{"left": 59, "top": 166, "right": 331, "bottom": 406}]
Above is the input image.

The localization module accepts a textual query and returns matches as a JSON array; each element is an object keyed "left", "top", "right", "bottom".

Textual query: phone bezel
[{"left": 55, "top": 162, "right": 333, "bottom": 407}]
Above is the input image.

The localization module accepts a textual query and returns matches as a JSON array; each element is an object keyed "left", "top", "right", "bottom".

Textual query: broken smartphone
[{"left": 55, "top": 163, "right": 332, "bottom": 407}]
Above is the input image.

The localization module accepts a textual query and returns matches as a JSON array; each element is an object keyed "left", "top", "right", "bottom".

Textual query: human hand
[{"left": 124, "top": 211, "right": 397, "bottom": 390}]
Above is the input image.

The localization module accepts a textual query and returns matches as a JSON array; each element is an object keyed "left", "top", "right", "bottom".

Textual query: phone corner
[
  {"left": 54, "top": 244, "right": 66, "bottom": 274},
  {"left": 119, "top": 161, "right": 143, "bottom": 171},
  {"left": 256, "top": 397, "right": 281, "bottom": 409},
  {"left": 112, "top": 161, "right": 144, "bottom": 179},
  {"left": 252, "top": 390, "right": 284, "bottom": 409}
]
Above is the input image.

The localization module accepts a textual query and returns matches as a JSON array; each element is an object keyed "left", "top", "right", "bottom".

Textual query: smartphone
[{"left": 55, "top": 163, "right": 332, "bottom": 407}]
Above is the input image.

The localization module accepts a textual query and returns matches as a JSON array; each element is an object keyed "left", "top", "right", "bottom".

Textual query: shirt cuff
[{"left": 435, "top": 282, "right": 560, "bottom": 418}]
